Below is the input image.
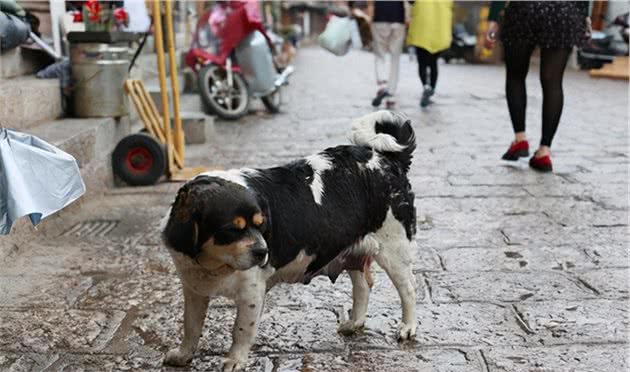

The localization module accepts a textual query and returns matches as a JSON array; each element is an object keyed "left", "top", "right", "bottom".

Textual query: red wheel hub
[{"left": 125, "top": 146, "right": 153, "bottom": 174}]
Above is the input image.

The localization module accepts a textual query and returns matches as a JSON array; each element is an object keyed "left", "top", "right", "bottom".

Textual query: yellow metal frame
[{"left": 125, "top": 0, "right": 208, "bottom": 182}]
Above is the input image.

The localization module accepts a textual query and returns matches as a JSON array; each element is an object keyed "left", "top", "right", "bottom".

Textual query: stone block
[
  {"left": 0, "top": 76, "right": 62, "bottom": 130},
  {"left": 176, "top": 111, "right": 214, "bottom": 144},
  {"left": 483, "top": 344, "right": 629, "bottom": 372},
  {"left": 0, "top": 309, "right": 126, "bottom": 353},
  {"left": 426, "top": 271, "right": 600, "bottom": 303},
  {"left": 515, "top": 300, "right": 629, "bottom": 345},
  {"left": 0, "top": 275, "right": 92, "bottom": 309}
]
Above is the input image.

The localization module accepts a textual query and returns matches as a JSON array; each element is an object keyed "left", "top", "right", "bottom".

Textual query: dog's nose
[{"left": 251, "top": 247, "right": 268, "bottom": 259}]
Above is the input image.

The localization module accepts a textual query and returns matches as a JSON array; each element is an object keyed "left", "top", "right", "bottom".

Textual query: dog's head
[{"left": 163, "top": 176, "right": 270, "bottom": 271}]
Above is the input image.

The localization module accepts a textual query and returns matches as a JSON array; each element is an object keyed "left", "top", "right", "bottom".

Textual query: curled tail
[{"left": 350, "top": 110, "right": 416, "bottom": 173}]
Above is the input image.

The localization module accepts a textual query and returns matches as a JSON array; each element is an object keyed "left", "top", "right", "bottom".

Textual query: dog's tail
[{"left": 350, "top": 110, "right": 416, "bottom": 173}]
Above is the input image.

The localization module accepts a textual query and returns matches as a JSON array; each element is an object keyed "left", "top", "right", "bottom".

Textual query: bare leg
[
  {"left": 164, "top": 286, "right": 210, "bottom": 366},
  {"left": 338, "top": 269, "right": 371, "bottom": 335}
]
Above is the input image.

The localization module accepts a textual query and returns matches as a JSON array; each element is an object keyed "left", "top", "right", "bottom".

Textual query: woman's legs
[
  {"left": 415, "top": 47, "right": 430, "bottom": 86},
  {"left": 504, "top": 44, "right": 535, "bottom": 143},
  {"left": 537, "top": 48, "right": 572, "bottom": 156},
  {"left": 428, "top": 52, "right": 438, "bottom": 89},
  {"left": 415, "top": 47, "right": 439, "bottom": 89}
]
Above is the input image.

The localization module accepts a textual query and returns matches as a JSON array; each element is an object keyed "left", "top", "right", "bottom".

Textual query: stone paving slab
[
  {"left": 417, "top": 227, "right": 507, "bottom": 250},
  {"left": 426, "top": 271, "right": 599, "bottom": 304},
  {"left": 437, "top": 245, "right": 597, "bottom": 272},
  {"left": 499, "top": 225, "right": 628, "bottom": 247},
  {"left": 414, "top": 303, "right": 527, "bottom": 347},
  {"left": 576, "top": 269, "right": 630, "bottom": 299},
  {"left": 0, "top": 275, "right": 93, "bottom": 309},
  {"left": 0, "top": 352, "right": 58, "bottom": 371},
  {"left": 482, "top": 344, "right": 629, "bottom": 372},
  {"left": 0, "top": 309, "right": 125, "bottom": 353},
  {"left": 515, "top": 300, "right": 629, "bottom": 346}
]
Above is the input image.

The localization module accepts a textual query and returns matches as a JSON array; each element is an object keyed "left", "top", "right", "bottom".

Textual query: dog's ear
[{"left": 163, "top": 184, "right": 201, "bottom": 257}]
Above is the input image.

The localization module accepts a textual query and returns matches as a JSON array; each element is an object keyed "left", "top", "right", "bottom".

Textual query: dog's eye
[
  {"left": 232, "top": 216, "right": 246, "bottom": 230},
  {"left": 252, "top": 213, "right": 264, "bottom": 227}
]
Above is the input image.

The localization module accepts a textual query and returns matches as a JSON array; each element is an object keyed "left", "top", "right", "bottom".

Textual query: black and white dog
[{"left": 161, "top": 111, "right": 417, "bottom": 371}]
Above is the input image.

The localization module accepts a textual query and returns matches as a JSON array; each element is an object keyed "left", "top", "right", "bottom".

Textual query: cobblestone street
[{"left": 1, "top": 47, "right": 628, "bottom": 371}]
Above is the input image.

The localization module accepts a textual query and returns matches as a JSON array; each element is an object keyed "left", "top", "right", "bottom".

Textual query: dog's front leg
[
  {"left": 165, "top": 285, "right": 210, "bottom": 366},
  {"left": 223, "top": 283, "right": 265, "bottom": 372}
]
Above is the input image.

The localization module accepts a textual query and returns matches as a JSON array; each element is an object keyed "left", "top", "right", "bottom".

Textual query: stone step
[
  {"left": 0, "top": 46, "right": 54, "bottom": 79},
  {"left": 0, "top": 76, "right": 62, "bottom": 130},
  {"left": 26, "top": 117, "right": 130, "bottom": 169},
  {"left": 0, "top": 116, "right": 132, "bottom": 256}
]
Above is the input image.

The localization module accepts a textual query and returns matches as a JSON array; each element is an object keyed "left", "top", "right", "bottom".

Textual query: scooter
[
  {"left": 442, "top": 23, "right": 476, "bottom": 64},
  {"left": 185, "top": 2, "right": 294, "bottom": 120},
  {"left": 578, "top": 12, "right": 629, "bottom": 70}
]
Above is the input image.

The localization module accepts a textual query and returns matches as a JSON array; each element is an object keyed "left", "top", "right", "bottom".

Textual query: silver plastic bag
[{"left": 0, "top": 128, "right": 85, "bottom": 235}]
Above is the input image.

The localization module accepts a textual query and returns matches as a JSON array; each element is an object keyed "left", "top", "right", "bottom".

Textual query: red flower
[
  {"left": 86, "top": 0, "right": 101, "bottom": 22},
  {"left": 113, "top": 7, "right": 128, "bottom": 23},
  {"left": 72, "top": 10, "right": 83, "bottom": 22}
]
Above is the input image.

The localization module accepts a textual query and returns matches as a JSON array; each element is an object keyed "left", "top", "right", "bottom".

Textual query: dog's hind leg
[
  {"left": 164, "top": 286, "right": 210, "bottom": 366},
  {"left": 338, "top": 269, "right": 371, "bottom": 335},
  {"left": 373, "top": 214, "right": 417, "bottom": 341}
]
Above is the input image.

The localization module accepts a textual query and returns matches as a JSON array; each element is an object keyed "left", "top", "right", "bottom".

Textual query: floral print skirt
[{"left": 500, "top": 1, "right": 589, "bottom": 49}]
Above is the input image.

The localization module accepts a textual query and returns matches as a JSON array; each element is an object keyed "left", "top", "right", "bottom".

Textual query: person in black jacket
[{"left": 486, "top": 1, "right": 591, "bottom": 172}]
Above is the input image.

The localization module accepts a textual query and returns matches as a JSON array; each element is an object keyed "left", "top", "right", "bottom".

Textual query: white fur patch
[
  {"left": 350, "top": 110, "right": 407, "bottom": 153},
  {"left": 305, "top": 153, "right": 332, "bottom": 205},
  {"left": 365, "top": 152, "right": 382, "bottom": 171},
  {"left": 197, "top": 169, "right": 251, "bottom": 188},
  {"left": 267, "top": 249, "right": 315, "bottom": 287}
]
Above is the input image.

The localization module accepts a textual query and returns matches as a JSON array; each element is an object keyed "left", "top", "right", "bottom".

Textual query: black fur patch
[{"left": 244, "top": 143, "right": 415, "bottom": 280}]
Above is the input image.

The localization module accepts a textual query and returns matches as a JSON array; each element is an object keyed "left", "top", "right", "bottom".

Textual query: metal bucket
[{"left": 70, "top": 42, "right": 130, "bottom": 117}]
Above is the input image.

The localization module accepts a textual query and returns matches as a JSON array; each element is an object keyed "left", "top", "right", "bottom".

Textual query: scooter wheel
[
  {"left": 112, "top": 133, "right": 166, "bottom": 186},
  {"left": 198, "top": 64, "right": 249, "bottom": 120},
  {"left": 261, "top": 88, "right": 282, "bottom": 114}
]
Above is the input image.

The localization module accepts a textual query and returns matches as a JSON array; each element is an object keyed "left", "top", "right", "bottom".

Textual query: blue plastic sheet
[{"left": 0, "top": 128, "right": 85, "bottom": 234}]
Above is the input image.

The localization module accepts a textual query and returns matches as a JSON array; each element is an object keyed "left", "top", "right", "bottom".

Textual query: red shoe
[
  {"left": 501, "top": 140, "right": 529, "bottom": 161},
  {"left": 529, "top": 154, "right": 553, "bottom": 172}
]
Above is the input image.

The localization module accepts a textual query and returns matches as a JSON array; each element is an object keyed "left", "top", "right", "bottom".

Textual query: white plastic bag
[
  {"left": 0, "top": 128, "right": 85, "bottom": 234},
  {"left": 318, "top": 15, "right": 353, "bottom": 56}
]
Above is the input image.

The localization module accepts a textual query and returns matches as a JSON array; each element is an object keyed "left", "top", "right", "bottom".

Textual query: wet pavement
[{"left": 1, "top": 47, "right": 628, "bottom": 371}]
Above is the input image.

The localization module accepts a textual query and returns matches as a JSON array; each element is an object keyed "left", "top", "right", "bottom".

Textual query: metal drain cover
[{"left": 62, "top": 220, "right": 119, "bottom": 238}]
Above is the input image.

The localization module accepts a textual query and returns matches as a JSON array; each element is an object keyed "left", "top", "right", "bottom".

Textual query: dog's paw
[
  {"left": 164, "top": 348, "right": 193, "bottom": 366},
  {"left": 397, "top": 322, "right": 417, "bottom": 342},
  {"left": 222, "top": 357, "right": 246, "bottom": 372},
  {"left": 337, "top": 319, "right": 365, "bottom": 336}
]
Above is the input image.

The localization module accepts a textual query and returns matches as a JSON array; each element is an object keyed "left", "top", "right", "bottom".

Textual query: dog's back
[{"left": 244, "top": 111, "right": 416, "bottom": 283}]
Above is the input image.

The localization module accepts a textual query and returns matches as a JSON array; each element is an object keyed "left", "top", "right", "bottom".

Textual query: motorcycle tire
[
  {"left": 261, "top": 88, "right": 282, "bottom": 114},
  {"left": 198, "top": 64, "right": 249, "bottom": 120}
]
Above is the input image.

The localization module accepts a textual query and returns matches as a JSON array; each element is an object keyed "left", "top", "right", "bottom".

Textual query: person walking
[
  {"left": 486, "top": 1, "right": 591, "bottom": 172},
  {"left": 406, "top": 0, "right": 453, "bottom": 107},
  {"left": 368, "top": 0, "right": 407, "bottom": 109}
]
